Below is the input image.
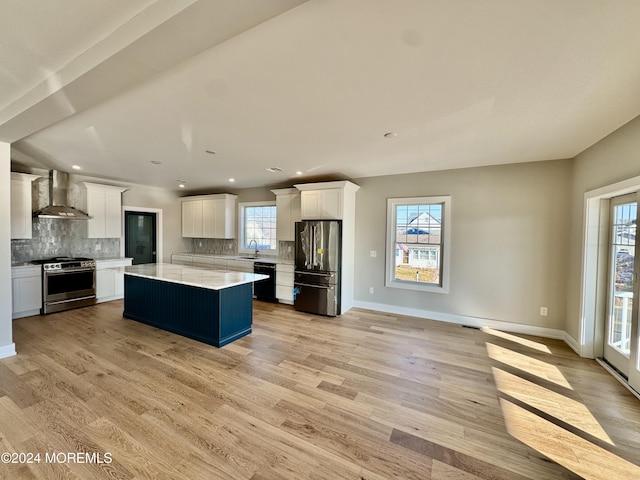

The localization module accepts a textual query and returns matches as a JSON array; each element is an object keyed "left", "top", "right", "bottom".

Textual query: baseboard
[
  {"left": 0, "top": 342, "right": 16, "bottom": 359},
  {"left": 351, "top": 300, "right": 566, "bottom": 340},
  {"left": 12, "top": 309, "right": 40, "bottom": 319},
  {"left": 563, "top": 331, "right": 582, "bottom": 356}
]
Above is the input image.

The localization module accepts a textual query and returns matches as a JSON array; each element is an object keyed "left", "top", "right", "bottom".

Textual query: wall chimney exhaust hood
[{"left": 33, "top": 170, "right": 91, "bottom": 220}]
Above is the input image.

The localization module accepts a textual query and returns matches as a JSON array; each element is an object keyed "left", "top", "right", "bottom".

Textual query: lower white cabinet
[
  {"left": 11, "top": 266, "right": 42, "bottom": 318},
  {"left": 276, "top": 263, "right": 294, "bottom": 304},
  {"left": 96, "top": 258, "right": 132, "bottom": 303},
  {"left": 171, "top": 254, "right": 193, "bottom": 265},
  {"left": 226, "top": 259, "right": 254, "bottom": 273}
]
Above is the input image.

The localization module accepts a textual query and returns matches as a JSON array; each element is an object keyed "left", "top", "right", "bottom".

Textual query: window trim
[
  {"left": 238, "top": 201, "right": 278, "bottom": 256},
  {"left": 385, "top": 196, "right": 451, "bottom": 294}
]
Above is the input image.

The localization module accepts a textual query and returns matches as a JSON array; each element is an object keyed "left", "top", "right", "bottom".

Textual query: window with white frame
[
  {"left": 238, "top": 202, "right": 277, "bottom": 254},
  {"left": 386, "top": 196, "right": 451, "bottom": 293}
]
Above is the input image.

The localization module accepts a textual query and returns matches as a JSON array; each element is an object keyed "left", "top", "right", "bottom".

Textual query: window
[
  {"left": 238, "top": 202, "right": 277, "bottom": 254},
  {"left": 386, "top": 196, "right": 451, "bottom": 293}
]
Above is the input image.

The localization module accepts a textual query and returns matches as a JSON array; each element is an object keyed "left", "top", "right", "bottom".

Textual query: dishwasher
[{"left": 253, "top": 262, "right": 277, "bottom": 301}]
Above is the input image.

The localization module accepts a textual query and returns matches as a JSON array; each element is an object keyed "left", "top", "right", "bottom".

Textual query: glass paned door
[
  {"left": 125, "top": 212, "right": 157, "bottom": 265},
  {"left": 604, "top": 194, "right": 640, "bottom": 392}
]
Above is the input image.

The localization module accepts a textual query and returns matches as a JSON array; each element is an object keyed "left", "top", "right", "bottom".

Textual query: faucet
[{"left": 248, "top": 239, "right": 259, "bottom": 257}]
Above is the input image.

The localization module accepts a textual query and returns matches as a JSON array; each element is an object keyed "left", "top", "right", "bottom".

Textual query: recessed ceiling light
[
  {"left": 150, "top": 160, "right": 162, "bottom": 165},
  {"left": 205, "top": 150, "right": 217, "bottom": 155},
  {"left": 71, "top": 165, "right": 81, "bottom": 170},
  {"left": 384, "top": 132, "right": 398, "bottom": 138},
  {"left": 296, "top": 171, "right": 303, "bottom": 176},
  {"left": 228, "top": 178, "right": 235, "bottom": 183},
  {"left": 176, "top": 180, "right": 187, "bottom": 188},
  {"left": 266, "top": 167, "right": 282, "bottom": 173}
]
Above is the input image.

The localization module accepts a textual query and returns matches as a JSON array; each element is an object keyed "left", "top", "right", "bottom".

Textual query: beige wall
[
  {"left": 567, "top": 115, "right": 640, "bottom": 340},
  {"left": 353, "top": 159, "right": 572, "bottom": 330},
  {"left": 123, "top": 184, "right": 188, "bottom": 260}
]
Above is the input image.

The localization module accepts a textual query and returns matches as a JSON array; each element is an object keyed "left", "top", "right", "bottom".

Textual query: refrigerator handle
[
  {"left": 296, "top": 271, "right": 335, "bottom": 277},
  {"left": 312, "top": 224, "right": 317, "bottom": 268}
]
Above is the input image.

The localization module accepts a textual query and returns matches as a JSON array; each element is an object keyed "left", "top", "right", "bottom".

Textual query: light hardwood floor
[{"left": 1, "top": 300, "right": 639, "bottom": 479}]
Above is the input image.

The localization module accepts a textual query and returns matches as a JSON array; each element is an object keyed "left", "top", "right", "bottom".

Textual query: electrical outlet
[
  {"left": 95, "top": 244, "right": 101, "bottom": 251},
  {"left": 228, "top": 243, "right": 232, "bottom": 249},
  {"left": 199, "top": 241, "right": 202, "bottom": 247},
  {"left": 369, "top": 287, "right": 374, "bottom": 294},
  {"left": 540, "top": 307, "right": 548, "bottom": 316},
  {"left": 287, "top": 245, "right": 292, "bottom": 252},
  {"left": 370, "top": 250, "right": 377, "bottom": 257}
]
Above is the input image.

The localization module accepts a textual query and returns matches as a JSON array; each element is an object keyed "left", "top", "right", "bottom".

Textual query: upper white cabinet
[
  {"left": 271, "top": 188, "right": 301, "bottom": 241},
  {"left": 82, "top": 182, "right": 128, "bottom": 238},
  {"left": 181, "top": 194, "right": 237, "bottom": 238},
  {"left": 295, "top": 181, "right": 360, "bottom": 220},
  {"left": 182, "top": 200, "right": 203, "bottom": 237},
  {"left": 10, "top": 172, "right": 40, "bottom": 239}
]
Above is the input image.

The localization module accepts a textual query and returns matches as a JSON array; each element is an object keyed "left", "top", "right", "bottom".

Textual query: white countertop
[
  {"left": 115, "top": 263, "right": 269, "bottom": 291},
  {"left": 172, "top": 253, "right": 294, "bottom": 265}
]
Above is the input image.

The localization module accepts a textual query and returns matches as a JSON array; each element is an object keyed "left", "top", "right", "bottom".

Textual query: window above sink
[{"left": 238, "top": 201, "right": 277, "bottom": 257}]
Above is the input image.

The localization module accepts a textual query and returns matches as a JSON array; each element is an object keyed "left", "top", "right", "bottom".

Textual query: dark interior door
[{"left": 125, "top": 211, "right": 157, "bottom": 265}]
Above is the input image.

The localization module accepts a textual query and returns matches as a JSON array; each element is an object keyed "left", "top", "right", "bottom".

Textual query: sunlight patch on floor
[
  {"left": 492, "top": 367, "right": 614, "bottom": 445},
  {"left": 500, "top": 398, "right": 640, "bottom": 480},
  {"left": 481, "top": 327, "right": 551, "bottom": 353},
  {"left": 486, "top": 342, "right": 573, "bottom": 389}
]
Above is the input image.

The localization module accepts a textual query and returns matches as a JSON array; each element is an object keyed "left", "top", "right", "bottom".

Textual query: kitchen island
[{"left": 118, "top": 263, "right": 268, "bottom": 347}]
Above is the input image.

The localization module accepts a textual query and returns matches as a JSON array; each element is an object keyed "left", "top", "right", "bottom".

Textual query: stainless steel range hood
[{"left": 33, "top": 170, "right": 91, "bottom": 220}]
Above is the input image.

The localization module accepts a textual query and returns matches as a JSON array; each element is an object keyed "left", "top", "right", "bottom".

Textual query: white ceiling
[{"left": 5, "top": 0, "right": 640, "bottom": 192}]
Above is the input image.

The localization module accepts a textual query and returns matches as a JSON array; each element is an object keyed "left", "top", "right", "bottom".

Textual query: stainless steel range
[{"left": 32, "top": 257, "right": 97, "bottom": 314}]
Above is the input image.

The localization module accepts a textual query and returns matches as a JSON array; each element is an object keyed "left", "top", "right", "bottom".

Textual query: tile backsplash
[
  {"left": 188, "top": 238, "right": 294, "bottom": 261},
  {"left": 11, "top": 218, "right": 119, "bottom": 264}
]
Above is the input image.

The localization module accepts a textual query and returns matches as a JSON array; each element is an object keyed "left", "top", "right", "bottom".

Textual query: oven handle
[
  {"left": 294, "top": 282, "right": 334, "bottom": 290},
  {"left": 45, "top": 267, "right": 96, "bottom": 275},
  {"left": 46, "top": 295, "right": 96, "bottom": 306}
]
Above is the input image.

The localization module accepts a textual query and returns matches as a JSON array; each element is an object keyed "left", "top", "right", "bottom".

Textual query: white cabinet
[
  {"left": 10, "top": 172, "right": 40, "bottom": 239},
  {"left": 181, "top": 194, "right": 237, "bottom": 239},
  {"left": 226, "top": 259, "right": 254, "bottom": 273},
  {"left": 271, "top": 188, "right": 301, "bottom": 241},
  {"left": 181, "top": 200, "right": 203, "bottom": 238},
  {"left": 295, "top": 181, "right": 359, "bottom": 220},
  {"left": 11, "top": 265, "right": 42, "bottom": 318},
  {"left": 276, "top": 263, "right": 294, "bottom": 304},
  {"left": 82, "top": 182, "right": 128, "bottom": 238},
  {"left": 299, "top": 189, "right": 342, "bottom": 220},
  {"left": 171, "top": 254, "right": 193, "bottom": 265},
  {"left": 96, "top": 258, "right": 132, "bottom": 303}
]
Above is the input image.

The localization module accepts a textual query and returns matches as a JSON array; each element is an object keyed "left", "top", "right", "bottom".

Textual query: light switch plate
[{"left": 370, "top": 250, "right": 377, "bottom": 257}]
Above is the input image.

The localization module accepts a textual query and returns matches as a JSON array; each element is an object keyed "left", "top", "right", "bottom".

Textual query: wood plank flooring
[{"left": 1, "top": 300, "right": 639, "bottom": 479}]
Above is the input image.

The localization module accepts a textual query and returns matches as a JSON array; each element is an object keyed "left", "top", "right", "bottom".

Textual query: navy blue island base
[{"left": 123, "top": 275, "right": 253, "bottom": 347}]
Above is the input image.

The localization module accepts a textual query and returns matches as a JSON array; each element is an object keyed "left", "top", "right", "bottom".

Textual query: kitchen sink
[{"left": 239, "top": 256, "right": 258, "bottom": 259}]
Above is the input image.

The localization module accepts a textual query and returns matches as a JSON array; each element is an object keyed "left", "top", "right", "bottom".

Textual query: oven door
[{"left": 44, "top": 268, "right": 96, "bottom": 303}]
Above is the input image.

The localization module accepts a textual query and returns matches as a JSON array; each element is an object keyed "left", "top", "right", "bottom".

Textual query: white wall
[
  {"left": 353, "top": 159, "right": 572, "bottom": 332},
  {"left": 0, "top": 142, "right": 16, "bottom": 358}
]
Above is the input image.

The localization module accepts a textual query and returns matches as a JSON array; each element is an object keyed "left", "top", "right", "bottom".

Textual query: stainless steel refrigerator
[{"left": 294, "top": 220, "right": 342, "bottom": 316}]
